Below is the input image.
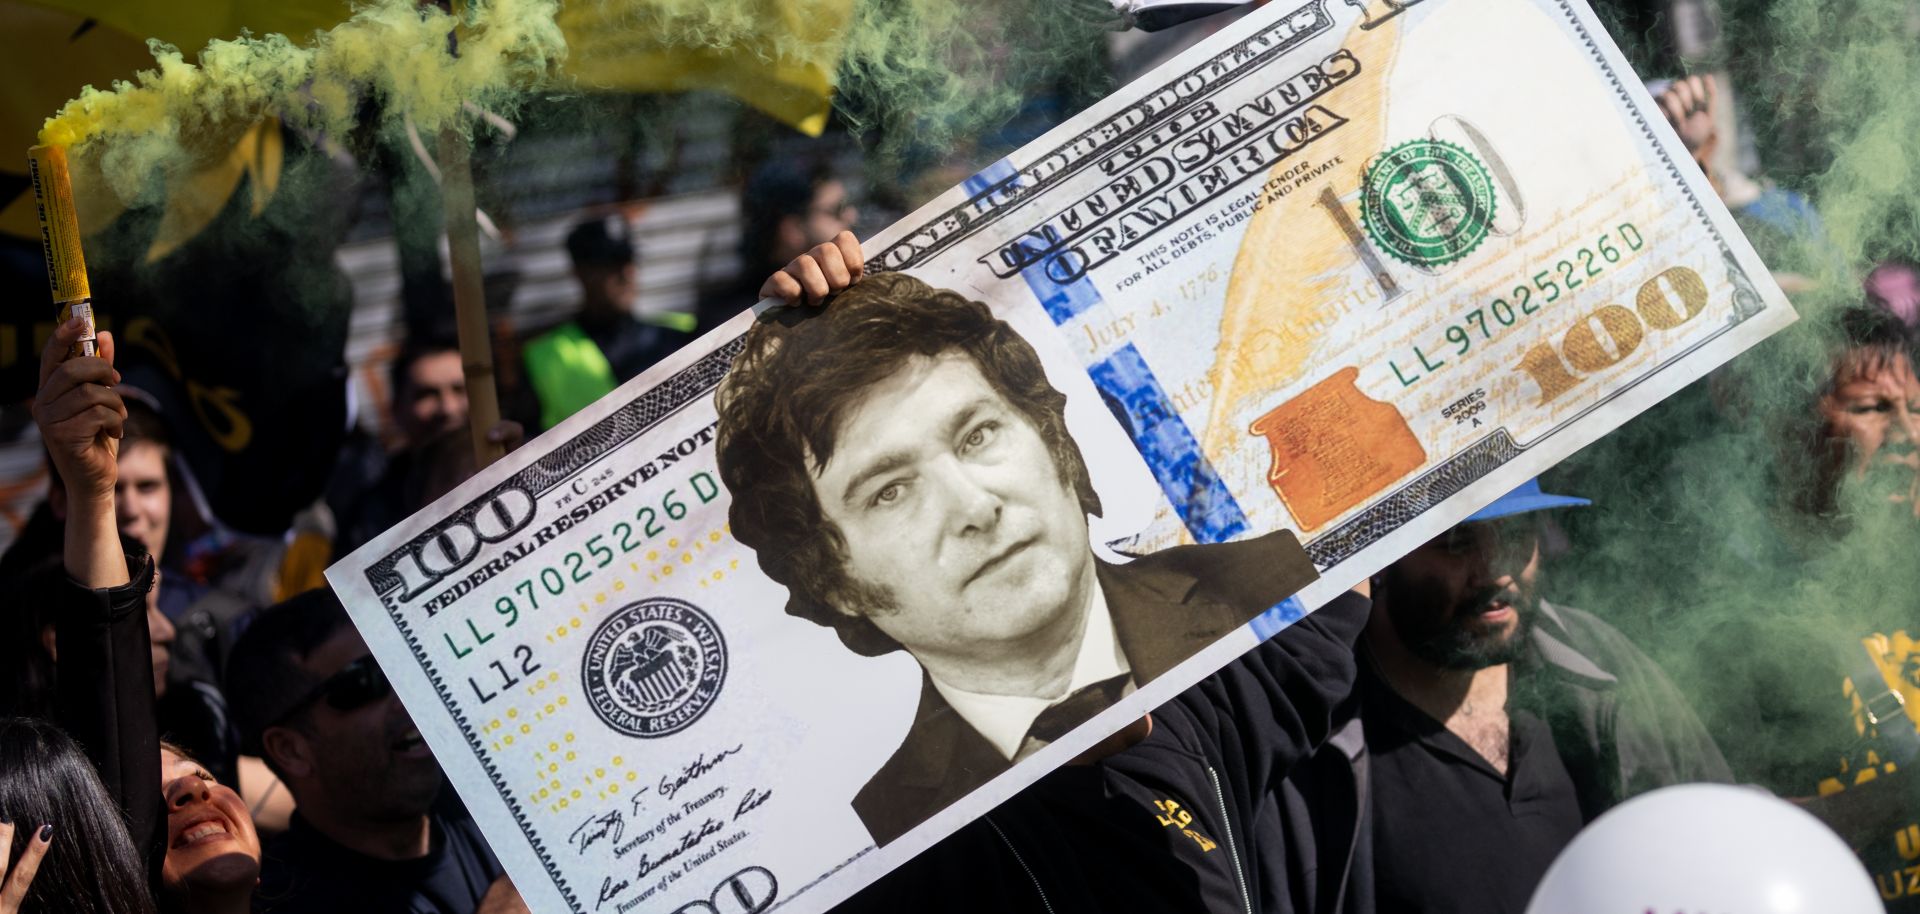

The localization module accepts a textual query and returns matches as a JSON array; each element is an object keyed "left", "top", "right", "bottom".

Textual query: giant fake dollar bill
[{"left": 328, "top": 0, "right": 1794, "bottom": 911}]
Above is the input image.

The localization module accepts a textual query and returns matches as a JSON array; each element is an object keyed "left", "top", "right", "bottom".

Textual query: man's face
[
  {"left": 396, "top": 350, "right": 469, "bottom": 444},
  {"left": 808, "top": 352, "right": 1095, "bottom": 669},
  {"left": 1820, "top": 353, "right": 1920, "bottom": 510},
  {"left": 283, "top": 628, "right": 440, "bottom": 821},
  {"left": 116, "top": 441, "right": 170, "bottom": 560},
  {"left": 1378, "top": 515, "right": 1544, "bottom": 670}
]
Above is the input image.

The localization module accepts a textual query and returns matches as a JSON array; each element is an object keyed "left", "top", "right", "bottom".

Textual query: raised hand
[
  {"left": 1654, "top": 74, "right": 1719, "bottom": 185},
  {"left": 32, "top": 317, "right": 125, "bottom": 504},
  {"left": 759, "top": 230, "right": 865, "bottom": 307}
]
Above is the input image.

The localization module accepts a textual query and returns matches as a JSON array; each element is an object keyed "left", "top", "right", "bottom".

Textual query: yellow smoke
[{"left": 38, "top": 0, "right": 564, "bottom": 205}]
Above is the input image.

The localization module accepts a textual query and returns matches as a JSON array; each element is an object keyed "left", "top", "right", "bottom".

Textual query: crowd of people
[{"left": 3, "top": 6, "right": 1919, "bottom": 914}]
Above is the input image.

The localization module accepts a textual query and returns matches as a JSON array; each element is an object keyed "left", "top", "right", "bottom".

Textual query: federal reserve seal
[
  {"left": 1360, "top": 139, "right": 1497, "bottom": 268},
  {"left": 582, "top": 598, "right": 727, "bottom": 738}
]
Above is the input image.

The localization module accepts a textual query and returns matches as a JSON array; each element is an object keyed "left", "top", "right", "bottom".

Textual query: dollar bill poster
[{"left": 327, "top": 0, "right": 1797, "bottom": 911}]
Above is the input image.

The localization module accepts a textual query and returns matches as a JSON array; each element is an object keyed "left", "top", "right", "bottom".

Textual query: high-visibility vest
[{"left": 524, "top": 322, "right": 617, "bottom": 429}]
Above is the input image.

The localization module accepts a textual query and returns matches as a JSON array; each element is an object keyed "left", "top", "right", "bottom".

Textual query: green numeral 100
[{"left": 1513, "top": 265, "right": 1708, "bottom": 404}]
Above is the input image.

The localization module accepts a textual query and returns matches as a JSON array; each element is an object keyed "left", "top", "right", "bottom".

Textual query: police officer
[{"left": 523, "top": 215, "right": 691, "bottom": 429}]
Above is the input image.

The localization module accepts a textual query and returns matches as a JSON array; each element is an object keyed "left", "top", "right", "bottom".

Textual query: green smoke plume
[{"left": 1555, "top": 0, "right": 1920, "bottom": 795}]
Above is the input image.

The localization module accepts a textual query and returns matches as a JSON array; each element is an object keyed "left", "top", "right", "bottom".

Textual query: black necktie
[{"left": 1023, "top": 673, "right": 1133, "bottom": 747}]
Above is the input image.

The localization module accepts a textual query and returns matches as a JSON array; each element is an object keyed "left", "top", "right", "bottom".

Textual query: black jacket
[
  {"left": 1506, "top": 599, "right": 1733, "bottom": 814},
  {"left": 836, "top": 589, "right": 1372, "bottom": 914},
  {"left": 53, "top": 546, "right": 167, "bottom": 883},
  {"left": 853, "top": 530, "right": 1319, "bottom": 846},
  {"left": 836, "top": 596, "right": 1730, "bottom": 914}
]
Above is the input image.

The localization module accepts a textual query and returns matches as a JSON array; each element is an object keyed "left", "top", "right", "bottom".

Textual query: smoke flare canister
[{"left": 26, "top": 145, "right": 95, "bottom": 358}]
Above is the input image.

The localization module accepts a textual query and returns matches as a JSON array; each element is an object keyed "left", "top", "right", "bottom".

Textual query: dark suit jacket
[{"left": 850, "top": 529, "right": 1317, "bottom": 845}]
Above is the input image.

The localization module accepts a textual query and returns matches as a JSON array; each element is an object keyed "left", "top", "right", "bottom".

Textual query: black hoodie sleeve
[
  {"left": 1145, "top": 590, "right": 1372, "bottom": 789},
  {"left": 53, "top": 546, "right": 165, "bottom": 880},
  {"left": 831, "top": 593, "right": 1373, "bottom": 914}
]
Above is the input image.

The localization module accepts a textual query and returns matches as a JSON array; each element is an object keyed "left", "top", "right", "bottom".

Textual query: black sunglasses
[{"left": 272, "top": 655, "right": 391, "bottom": 726}]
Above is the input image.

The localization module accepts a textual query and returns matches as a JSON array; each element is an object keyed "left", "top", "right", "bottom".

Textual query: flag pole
[
  {"left": 438, "top": 125, "right": 505, "bottom": 469},
  {"left": 433, "top": 0, "right": 504, "bottom": 470}
]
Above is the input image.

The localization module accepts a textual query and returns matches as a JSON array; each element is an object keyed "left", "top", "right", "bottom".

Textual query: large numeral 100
[
  {"left": 390, "top": 487, "right": 539, "bottom": 601},
  {"left": 1513, "top": 265, "right": 1709, "bottom": 404}
]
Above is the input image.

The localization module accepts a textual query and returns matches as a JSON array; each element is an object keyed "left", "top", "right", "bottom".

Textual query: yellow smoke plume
[{"left": 38, "top": 0, "right": 564, "bottom": 206}]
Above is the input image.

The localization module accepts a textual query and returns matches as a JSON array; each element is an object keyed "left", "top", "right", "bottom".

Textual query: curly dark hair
[{"left": 714, "top": 273, "right": 1101, "bottom": 656}]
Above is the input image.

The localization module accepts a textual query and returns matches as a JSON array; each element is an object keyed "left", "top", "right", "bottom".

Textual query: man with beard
[{"left": 1358, "top": 479, "right": 1730, "bottom": 914}]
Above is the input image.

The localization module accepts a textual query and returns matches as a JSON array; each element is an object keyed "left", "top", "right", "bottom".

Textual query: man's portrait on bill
[{"left": 714, "top": 271, "right": 1315, "bottom": 845}]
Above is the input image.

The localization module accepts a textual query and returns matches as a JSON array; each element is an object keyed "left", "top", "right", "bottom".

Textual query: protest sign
[{"left": 329, "top": 1, "right": 1794, "bottom": 910}]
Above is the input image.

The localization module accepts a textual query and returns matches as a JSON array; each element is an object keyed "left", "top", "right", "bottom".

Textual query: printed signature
[
  {"left": 659, "top": 743, "right": 744, "bottom": 800},
  {"left": 569, "top": 809, "right": 625, "bottom": 856}
]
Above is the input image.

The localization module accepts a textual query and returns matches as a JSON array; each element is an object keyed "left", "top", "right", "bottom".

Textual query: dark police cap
[{"left": 566, "top": 215, "right": 637, "bottom": 268}]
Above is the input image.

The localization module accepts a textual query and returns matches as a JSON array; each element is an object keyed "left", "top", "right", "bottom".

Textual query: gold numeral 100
[{"left": 1513, "top": 265, "right": 1709, "bottom": 404}]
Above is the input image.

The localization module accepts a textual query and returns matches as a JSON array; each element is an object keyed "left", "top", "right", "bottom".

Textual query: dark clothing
[
  {"left": 838, "top": 589, "right": 1373, "bottom": 914},
  {"left": 327, "top": 426, "right": 398, "bottom": 557},
  {"left": 335, "top": 448, "right": 413, "bottom": 557},
  {"left": 1361, "top": 666, "right": 1585, "bottom": 914},
  {"left": 52, "top": 545, "right": 167, "bottom": 882},
  {"left": 1350, "top": 599, "right": 1730, "bottom": 914},
  {"left": 156, "top": 678, "right": 245, "bottom": 789},
  {"left": 839, "top": 596, "right": 1726, "bottom": 914},
  {"left": 578, "top": 311, "right": 693, "bottom": 382},
  {"left": 255, "top": 809, "right": 505, "bottom": 914},
  {"left": 1795, "top": 629, "right": 1920, "bottom": 911},
  {"left": 852, "top": 529, "right": 1318, "bottom": 845},
  {"left": 1509, "top": 600, "right": 1734, "bottom": 813}
]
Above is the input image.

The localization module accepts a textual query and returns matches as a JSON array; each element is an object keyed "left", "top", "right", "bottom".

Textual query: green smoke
[{"left": 1554, "top": 0, "right": 1920, "bottom": 795}]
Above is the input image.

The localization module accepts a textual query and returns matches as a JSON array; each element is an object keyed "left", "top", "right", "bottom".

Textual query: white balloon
[{"left": 1526, "top": 784, "right": 1884, "bottom": 914}]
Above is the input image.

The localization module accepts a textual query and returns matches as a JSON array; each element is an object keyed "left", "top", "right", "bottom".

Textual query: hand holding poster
[{"left": 327, "top": 1, "right": 1795, "bottom": 911}]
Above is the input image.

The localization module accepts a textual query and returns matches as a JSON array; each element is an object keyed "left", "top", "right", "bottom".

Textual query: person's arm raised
[
  {"left": 32, "top": 317, "right": 165, "bottom": 877},
  {"left": 32, "top": 317, "right": 127, "bottom": 587}
]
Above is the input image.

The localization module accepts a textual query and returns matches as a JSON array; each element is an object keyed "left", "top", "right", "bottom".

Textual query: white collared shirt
[{"left": 928, "top": 578, "right": 1133, "bottom": 760}]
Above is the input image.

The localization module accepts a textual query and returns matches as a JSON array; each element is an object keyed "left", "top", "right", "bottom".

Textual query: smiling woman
[{"left": 160, "top": 743, "right": 261, "bottom": 914}]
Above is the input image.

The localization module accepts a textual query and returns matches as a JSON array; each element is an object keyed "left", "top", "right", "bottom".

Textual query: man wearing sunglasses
[
  {"left": 229, "top": 588, "right": 516, "bottom": 914},
  {"left": 1353, "top": 478, "right": 1731, "bottom": 913}
]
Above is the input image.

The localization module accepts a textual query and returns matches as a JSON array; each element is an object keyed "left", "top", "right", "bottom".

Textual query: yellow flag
[
  {"left": 17, "top": 0, "right": 847, "bottom": 140},
  {"left": 17, "top": 0, "right": 350, "bottom": 58},
  {"left": 3, "top": 0, "right": 848, "bottom": 241},
  {"left": 0, "top": 3, "right": 295, "bottom": 240}
]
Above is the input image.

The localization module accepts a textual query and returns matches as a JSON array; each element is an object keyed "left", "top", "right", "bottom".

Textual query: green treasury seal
[{"left": 1360, "top": 139, "right": 1497, "bottom": 268}]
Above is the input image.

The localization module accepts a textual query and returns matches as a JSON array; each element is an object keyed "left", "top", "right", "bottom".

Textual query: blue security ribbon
[
  {"left": 963, "top": 160, "right": 1251, "bottom": 545},
  {"left": 962, "top": 159, "right": 1305, "bottom": 638}
]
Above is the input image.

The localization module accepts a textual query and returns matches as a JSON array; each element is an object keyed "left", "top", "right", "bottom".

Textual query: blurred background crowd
[{"left": 2, "top": 0, "right": 1919, "bottom": 910}]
